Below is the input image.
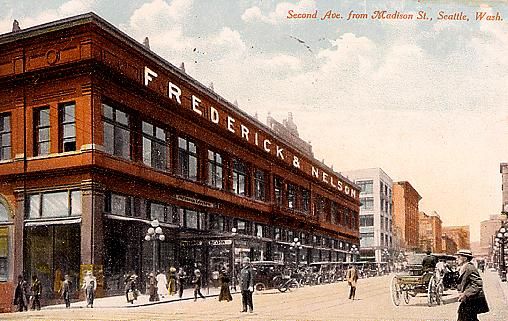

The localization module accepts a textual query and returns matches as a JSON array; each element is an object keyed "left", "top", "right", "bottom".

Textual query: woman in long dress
[
  {"left": 156, "top": 270, "right": 169, "bottom": 298},
  {"left": 218, "top": 269, "right": 233, "bottom": 302}
]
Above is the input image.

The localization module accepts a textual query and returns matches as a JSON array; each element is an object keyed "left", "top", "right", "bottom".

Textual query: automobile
[{"left": 250, "top": 261, "right": 285, "bottom": 292}]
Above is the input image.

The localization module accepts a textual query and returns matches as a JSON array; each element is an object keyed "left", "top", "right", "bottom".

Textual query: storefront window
[
  {"left": 103, "top": 103, "right": 131, "bottom": 160},
  {"left": 28, "top": 190, "right": 81, "bottom": 219},
  {"left": 142, "top": 121, "right": 170, "bottom": 171},
  {"left": 181, "top": 209, "right": 205, "bottom": 230},
  {"left": 209, "top": 213, "right": 225, "bottom": 231},
  {"left": 0, "top": 113, "right": 11, "bottom": 160}
]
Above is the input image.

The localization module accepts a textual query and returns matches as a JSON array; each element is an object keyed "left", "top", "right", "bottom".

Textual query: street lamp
[
  {"left": 290, "top": 237, "right": 303, "bottom": 267},
  {"left": 144, "top": 219, "right": 165, "bottom": 274},
  {"left": 494, "top": 224, "right": 508, "bottom": 282},
  {"left": 349, "top": 245, "right": 359, "bottom": 262},
  {"left": 231, "top": 227, "right": 237, "bottom": 292}
]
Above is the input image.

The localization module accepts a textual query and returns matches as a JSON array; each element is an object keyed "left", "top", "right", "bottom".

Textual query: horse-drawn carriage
[{"left": 390, "top": 253, "right": 458, "bottom": 307}]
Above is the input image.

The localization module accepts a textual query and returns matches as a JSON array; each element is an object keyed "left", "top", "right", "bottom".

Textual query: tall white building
[{"left": 341, "top": 168, "right": 394, "bottom": 262}]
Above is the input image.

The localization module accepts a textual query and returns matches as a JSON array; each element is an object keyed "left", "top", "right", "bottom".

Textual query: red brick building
[
  {"left": 0, "top": 13, "right": 360, "bottom": 311},
  {"left": 392, "top": 181, "right": 421, "bottom": 251},
  {"left": 418, "top": 211, "right": 442, "bottom": 253}
]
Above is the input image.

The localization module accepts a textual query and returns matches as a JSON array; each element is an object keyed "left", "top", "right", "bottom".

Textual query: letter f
[{"left": 144, "top": 66, "right": 158, "bottom": 86}]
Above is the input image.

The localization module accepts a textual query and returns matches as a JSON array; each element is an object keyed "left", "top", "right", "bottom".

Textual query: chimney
[
  {"left": 143, "top": 37, "right": 150, "bottom": 49},
  {"left": 209, "top": 82, "right": 214, "bottom": 91},
  {"left": 12, "top": 20, "right": 20, "bottom": 32},
  {"left": 180, "top": 62, "right": 186, "bottom": 73}
]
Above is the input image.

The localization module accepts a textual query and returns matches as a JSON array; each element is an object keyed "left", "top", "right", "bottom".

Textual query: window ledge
[{"left": 0, "top": 159, "right": 14, "bottom": 164}]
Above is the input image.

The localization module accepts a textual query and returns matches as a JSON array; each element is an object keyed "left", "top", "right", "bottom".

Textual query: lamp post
[
  {"left": 231, "top": 227, "right": 237, "bottom": 292},
  {"left": 144, "top": 219, "right": 165, "bottom": 274},
  {"left": 494, "top": 224, "right": 508, "bottom": 282},
  {"left": 349, "top": 245, "right": 359, "bottom": 262},
  {"left": 290, "top": 237, "right": 303, "bottom": 267}
]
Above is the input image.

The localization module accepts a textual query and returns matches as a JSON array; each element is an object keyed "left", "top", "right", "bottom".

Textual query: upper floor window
[
  {"left": 302, "top": 189, "right": 310, "bottom": 213},
  {"left": 0, "top": 225, "right": 8, "bottom": 281},
  {"left": 287, "top": 183, "right": 296, "bottom": 209},
  {"left": 207, "top": 150, "right": 223, "bottom": 189},
  {"left": 361, "top": 197, "right": 374, "bottom": 211},
  {"left": 103, "top": 103, "right": 130, "bottom": 159},
  {"left": 181, "top": 208, "right": 205, "bottom": 230},
  {"left": 331, "top": 202, "right": 338, "bottom": 224},
  {"left": 232, "top": 158, "right": 247, "bottom": 196},
  {"left": 360, "top": 214, "right": 374, "bottom": 227},
  {"left": 356, "top": 180, "right": 373, "bottom": 194},
  {"left": 142, "top": 121, "right": 170, "bottom": 171},
  {"left": 28, "top": 190, "right": 81, "bottom": 219},
  {"left": 34, "top": 107, "right": 50, "bottom": 156},
  {"left": 0, "top": 114, "right": 11, "bottom": 160},
  {"left": 148, "top": 201, "right": 175, "bottom": 224},
  {"left": 274, "top": 176, "right": 283, "bottom": 206},
  {"left": 254, "top": 169, "right": 266, "bottom": 201},
  {"left": 59, "top": 102, "right": 76, "bottom": 152},
  {"left": 209, "top": 213, "right": 225, "bottom": 232},
  {"left": 177, "top": 137, "right": 198, "bottom": 181}
]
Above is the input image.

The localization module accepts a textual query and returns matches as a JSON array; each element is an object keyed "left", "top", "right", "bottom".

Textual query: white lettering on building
[
  {"left": 241, "top": 124, "right": 249, "bottom": 141},
  {"left": 276, "top": 146, "right": 284, "bottom": 160},
  {"left": 263, "top": 139, "right": 271, "bottom": 152},
  {"left": 312, "top": 166, "right": 319, "bottom": 179},
  {"left": 227, "top": 116, "right": 235, "bottom": 133},
  {"left": 168, "top": 82, "right": 182, "bottom": 105},
  {"left": 210, "top": 106, "right": 219, "bottom": 124},
  {"left": 191, "top": 95, "right": 202, "bottom": 115},
  {"left": 144, "top": 66, "right": 158, "bottom": 86}
]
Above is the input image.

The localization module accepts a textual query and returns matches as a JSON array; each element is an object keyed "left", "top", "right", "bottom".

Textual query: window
[
  {"left": 255, "top": 224, "right": 263, "bottom": 238},
  {"left": 232, "top": 158, "right": 247, "bottom": 196},
  {"left": 331, "top": 202, "right": 339, "bottom": 224},
  {"left": 209, "top": 213, "right": 225, "bottom": 232},
  {"left": 0, "top": 114, "right": 11, "bottom": 160},
  {"left": 182, "top": 209, "right": 205, "bottom": 230},
  {"left": 274, "top": 227, "right": 280, "bottom": 241},
  {"left": 360, "top": 215, "right": 374, "bottom": 227},
  {"left": 148, "top": 202, "right": 174, "bottom": 224},
  {"left": 360, "top": 197, "right": 374, "bottom": 211},
  {"left": 177, "top": 137, "right": 198, "bottom": 181},
  {"left": 207, "top": 150, "right": 223, "bottom": 189},
  {"left": 356, "top": 180, "right": 373, "bottom": 194},
  {"left": 0, "top": 202, "right": 9, "bottom": 222},
  {"left": 274, "top": 176, "right": 283, "bottom": 206},
  {"left": 302, "top": 189, "right": 310, "bottom": 213},
  {"left": 0, "top": 227, "right": 7, "bottom": 281},
  {"left": 59, "top": 102, "right": 76, "bottom": 152},
  {"left": 287, "top": 183, "right": 295, "bottom": 209},
  {"left": 254, "top": 169, "right": 266, "bottom": 201},
  {"left": 103, "top": 103, "right": 131, "bottom": 159},
  {"left": 34, "top": 107, "right": 50, "bottom": 156},
  {"left": 28, "top": 190, "right": 81, "bottom": 218},
  {"left": 142, "top": 121, "right": 170, "bottom": 171}
]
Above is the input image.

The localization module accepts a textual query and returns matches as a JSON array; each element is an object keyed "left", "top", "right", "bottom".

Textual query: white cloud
[{"left": 241, "top": 0, "right": 317, "bottom": 25}]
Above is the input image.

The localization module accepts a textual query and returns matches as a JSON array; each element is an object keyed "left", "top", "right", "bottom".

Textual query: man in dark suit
[
  {"left": 422, "top": 249, "right": 437, "bottom": 273},
  {"left": 239, "top": 257, "right": 254, "bottom": 313},
  {"left": 456, "top": 249, "right": 489, "bottom": 321}
]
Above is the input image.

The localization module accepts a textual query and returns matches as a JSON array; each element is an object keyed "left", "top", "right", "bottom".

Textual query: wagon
[{"left": 390, "top": 253, "right": 444, "bottom": 307}]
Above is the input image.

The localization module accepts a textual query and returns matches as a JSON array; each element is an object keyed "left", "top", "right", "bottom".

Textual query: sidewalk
[
  {"left": 491, "top": 269, "right": 508, "bottom": 304},
  {"left": 43, "top": 286, "right": 235, "bottom": 310}
]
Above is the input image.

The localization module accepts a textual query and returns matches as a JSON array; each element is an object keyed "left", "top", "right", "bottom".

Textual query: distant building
[
  {"left": 419, "top": 211, "right": 442, "bottom": 253},
  {"left": 442, "top": 226, "right": 470, "bottom": 250},
  {"left": 341, "top": 168, "right": 393, "bottom": 262},
  {"left": 392, "top": 181, "right": 421, "bottom": 251},
  {"left": 480, "top": 215, "right": 504, "bottom": 258},
  {"left": 441, "top": 234, "right": 458, "bottom": 254},
  {"left": 500, "top": 163, "right": 508, "bottom": 214}
]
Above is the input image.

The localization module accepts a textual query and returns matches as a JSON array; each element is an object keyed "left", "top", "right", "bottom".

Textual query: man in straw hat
[
  {"left": 239, "top": 257, "right": 254, "bottom": 313},
  {"left": 455, "top": 249, "right": 489, "bottom": 321}
]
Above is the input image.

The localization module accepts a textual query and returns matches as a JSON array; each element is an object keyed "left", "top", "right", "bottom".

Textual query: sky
[{"left": 1, "top": 0, "right": 507, "bottom": 242}]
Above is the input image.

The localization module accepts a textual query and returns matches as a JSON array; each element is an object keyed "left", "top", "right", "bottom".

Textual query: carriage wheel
[
  {"left": 427, "top": 275, "right": 437, "bottom": 306},
  {"left": 403, "top": 290, "right": 410, "bottom": 304},
  {"left": 254, "top": 283, "right": 266, "bottom": 293},
  {"left": 390, "top": 275, "right": 401, "bottom": 306},
  {"left": 287, "top": 279, "right": 299, "bottom": 292},
  {"left": 435, "top": 281, "right": 444, "bottom": 305}
]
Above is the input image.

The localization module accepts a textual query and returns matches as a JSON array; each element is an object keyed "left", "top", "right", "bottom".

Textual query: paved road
[{"left": 2, "top": 270, "right": 507, "bottom": 320}]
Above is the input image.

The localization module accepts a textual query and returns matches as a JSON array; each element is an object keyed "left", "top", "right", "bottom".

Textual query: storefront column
[
  {"left": 80, "top": 181, "right": 104, "bottom": 297},
  {"left": 12, "top": 190, "right": 24, "bottom": 285}
]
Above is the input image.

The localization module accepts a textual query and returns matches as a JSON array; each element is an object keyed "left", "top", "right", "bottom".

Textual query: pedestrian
[
  {"left": 422, "top": 249, "right": 437, "bottom": 273},
  {"left": 148, "top": 272, "right": 158, "bottom": 302},
  {"left": 456, "top": 249, "right": 489, "bottom": 321},
  {"left": 31, "top": 274, "right": 42, "bottom": 310},
  {"left": 125, "top": 274, "right": 139, "bottom": 304},
  {"left": 13, "top": 275, "right": 28, "bottom": 312},
  {"left": 346, "top": 264, "right": 359, "bottom": 300},
  {"left": 218, "top": 269, "right": 233, "bottom": 302},
  {"left": 239, "top": 257, "right": 254, "bottom": 313},
  {"left": 168, "top": 267, "right": 177, "bottom": 296},
  {"left": 60, "top": 274, "right": 72, "bottom": 308},
  {"left": 176, "top": 267, "right": 186, "bottom": 299},
  {"left": 156, "top": 270, "right": 169, "bottom": 299},
  {"left": 192, "top": 269, "right": 205, "bottom": 301},
  {"left": 82, "top": 271, "right": 97, "bottom": 308}
]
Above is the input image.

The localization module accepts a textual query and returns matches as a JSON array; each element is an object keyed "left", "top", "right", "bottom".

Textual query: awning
[{"left": 25, "top": 217, "right": 81, "bottom": 226}]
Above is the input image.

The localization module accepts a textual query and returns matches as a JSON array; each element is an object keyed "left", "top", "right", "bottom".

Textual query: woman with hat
[
  {"left": 218, "top": 268, "right": 233, "bottom": 302},
  {"left": 168, "top": 267, "right": 177, "bottom": 296},
  {"left": 456, "top": 249, "right": 489, "bottom": 321},
  {"left": 192, "top": 269, "right": 206, "bottom": 301},
  {"left": 82, "top": 271, "right": 97, "bottom": 308}
]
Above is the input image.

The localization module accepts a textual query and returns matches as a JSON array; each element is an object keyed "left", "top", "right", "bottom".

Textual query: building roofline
[
  {"left": 394, "top": 181, "right": 422, "bottom": 200},
  {"left": 1, "top": 12, "right": 359, "bottom": 194}
]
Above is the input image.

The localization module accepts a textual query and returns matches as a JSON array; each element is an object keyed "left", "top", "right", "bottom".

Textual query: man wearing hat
[
  {"left": 239, "top": 257, "right": 254, "bottom": 313},
  {"left": 456, "top": 249, "right": 489, "bottom": 321}
]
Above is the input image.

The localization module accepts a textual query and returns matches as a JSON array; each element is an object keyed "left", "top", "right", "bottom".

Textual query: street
[{"left": 2, "top": 271, "right": 507, "bottom": 321}]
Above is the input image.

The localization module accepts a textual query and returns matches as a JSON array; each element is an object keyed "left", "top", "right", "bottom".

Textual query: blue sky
[{"left": 2, "top": 0, "right": 508, "bottom": 241}]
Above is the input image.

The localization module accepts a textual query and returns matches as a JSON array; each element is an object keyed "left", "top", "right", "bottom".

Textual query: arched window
[{"left": 0, "top": 198, "right": 11, "bottom": 281}]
